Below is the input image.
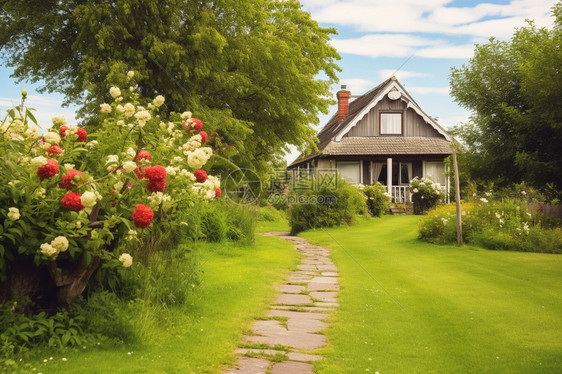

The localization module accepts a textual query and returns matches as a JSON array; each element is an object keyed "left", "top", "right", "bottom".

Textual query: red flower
[
  {"left": 194, "top": 169, "right": 208, "bottom": 183},
  {"left": 144, "top": 165, "right": 166, "bottom": 181},
  {"left": 37, "top": 159, "right": 59, "bottom": 180},
  {"left": 47, "top": 144, "right": 63, "bottom": 156},
  {"left": 199, "top": 131, "right": 208, "bottom": 144},
  {"left": 59, "top": 169, "right": 83, "bottom": 190},
  {"left": 132, "top": 204, "right": 154, "bottom": 228},
  {"left": 146, "top": 178, "right": 166, "bottom": 192},
  {"left": 215, "top": 188, "right": 222, "bottom": 197},
  {"left": 76, "top": 128, "right": 87, "bottom": 142},
  {"left": 134, "top": 165, "right": 145, "bottom": 179},
  {"left": 190, "top": 118, "right": 203, "bottom": 131},
  {"left": 59, "top": 125, "right": 68, "bottom": 137},
  {"left": 136, "top": 150, "right": 151, "bottom": 162},
  {"left": 61, "top": 192, "right": 85, "bottom": 211}
]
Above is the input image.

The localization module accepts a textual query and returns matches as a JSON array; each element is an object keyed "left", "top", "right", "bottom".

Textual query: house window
[
  {"left": 337, "top": 161, "right": 361, "bottom": 184},
  {"left": 424, "top": 162, "right": 446, "bottom": 186},
  {"left": 380, "top": 112, "right": 402, "bottom": 135},
  {"left": 373, "top": 162, "right": 412, "bottom": 185}
]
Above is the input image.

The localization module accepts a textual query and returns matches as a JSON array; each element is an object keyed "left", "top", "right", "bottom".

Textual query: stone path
[{"left": 222, "top": 232, "right": 339, "bottom": 374}]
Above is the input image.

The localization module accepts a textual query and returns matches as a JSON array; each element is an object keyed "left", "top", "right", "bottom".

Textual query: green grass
[
  {"left": 21, "top": 233, "right": 297, "bottom": 373},
  {"left": 300, "top": 215, "right": 562, "bottom": 374}
]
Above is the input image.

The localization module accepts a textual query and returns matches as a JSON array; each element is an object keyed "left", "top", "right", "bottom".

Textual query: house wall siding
[{"left": 346, "top": 96, "right": 443, "bottom": 138}]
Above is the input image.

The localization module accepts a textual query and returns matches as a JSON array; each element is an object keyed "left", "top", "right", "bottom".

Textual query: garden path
[{"left": 222, "top": 232, "right": 339, "bottom": 374}]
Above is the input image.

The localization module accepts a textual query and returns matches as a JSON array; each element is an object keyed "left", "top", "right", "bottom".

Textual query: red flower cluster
[
  {"left": 47, "top": 144, "right": 63, "bottom": 156},
  {"left": 199, "top": 131, "right": 208, "bottom": 144},
  {"left": 215, "top": 188, "right": 222, "bottom": 197},
  {"left": 59, "top": 125, "right": 68, "bottom": 137},
  {"left": 194, "top": 169, "right": 208, "bottom": 183},
  {"left": 144, "top": 165, "right": 167, "bottom": 192},
  {"left": 76, "top": 128, "right": 87, "bottom": 142},
  {"left": 132, "top": 204, "right": 154, "bottom": 228},
  {"left": 61, "top": 192, "right": 85, "bottom": 211},
  {"left": 190, "top": 118, "right": 203, "bottom": 131},
  {"left": 37, "top": 159, "right": 59, "bottom": 180},
  {"left": 59, "top": 170, "right": 84, "bottom": 190},
  {"left": 134, "top": 165, "right": 145, "bottom": 179},
  {"left": 136, "top": 150, "right": 151, "bottom": 162}
]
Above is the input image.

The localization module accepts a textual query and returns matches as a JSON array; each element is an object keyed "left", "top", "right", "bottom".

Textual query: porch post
[{"left": 387, "top": 158, "right": 392, "bottom": 196}]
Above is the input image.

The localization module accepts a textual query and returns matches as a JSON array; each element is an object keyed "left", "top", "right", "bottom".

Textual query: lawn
[
  {"left": 19, "top": 224, "right": 297, "bottom": 374},
  {"left": 300, "top": 215, "right": 562, "bottom": 374}
]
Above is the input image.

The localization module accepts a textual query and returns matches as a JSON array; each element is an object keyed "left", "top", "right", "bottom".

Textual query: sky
[{"left": 0, "top": 0, "right": 558, "bottom": 164}]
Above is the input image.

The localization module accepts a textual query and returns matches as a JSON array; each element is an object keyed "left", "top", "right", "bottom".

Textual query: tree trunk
[{"left": 48, "top": 254, "right": 101, "bottom": 305}]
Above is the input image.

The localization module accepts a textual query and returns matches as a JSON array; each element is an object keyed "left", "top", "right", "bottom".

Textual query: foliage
[
  {"left": 361, "top": 182, "right": 391, "bottom": 217},
  {"left": 418, "top": 199, "right": 562, "bottom": 253},
  {"left": 409, "top": 177, "right": 443, "bottom": 214},
  {"left": 0, "top": 0, "right": 340, "bottom": 171},
  {"left": 0, "top": 79, "right": 221, "bottom": 305},
  {"left": 288, "top": 181, "right": 368, "bottom": 234},
  {"left": 256, "top": 206, "right": 287, "bottom": 222},
  {"left": 449, "top": 4, "right": 562, "bottom": 199}
]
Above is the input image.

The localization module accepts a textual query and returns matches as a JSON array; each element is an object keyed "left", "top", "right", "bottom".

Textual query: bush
[
  {"left": 410, "top": 177, "right": 443, "bottom": 214},
  {"left": 362, "top": 182, "right": 391, "bottom": 217},
  {"left": 198, "top": 200, "right": 257, "bottom": 243},
  {"left": 418, "top": 199, "right": 562, "bottom": 253},
  {"left": 288, "top": 180, "right": 368, "bottom": 234},
  {"left": 257, "top": 206, "right": 286, "bottom": 222}
]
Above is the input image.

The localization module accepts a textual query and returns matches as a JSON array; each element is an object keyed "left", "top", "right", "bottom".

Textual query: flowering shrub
[
  {"left": 361, "top": 182, "right": 391, "bottom": 217},
  {"left": 418, "top": 199, "right": 562, "bottom": 253},
  {"left": 0, "top": 75, "right": 221, "bottom": 305},
  {"left": 410, "top": 177, "right": 444, "bottom": 214}
]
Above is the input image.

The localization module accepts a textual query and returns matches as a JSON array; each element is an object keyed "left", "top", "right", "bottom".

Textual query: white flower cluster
[
  {"left": 30, "top": 156, "right": 48, "bottom": 167},
  {"left": 134, "top": 110, "right": 151, "bottom": 127},
  {"left": 193, "top": 175, "right": 221, "bottom": 200},
  {"left": 186, "top": 147, "right": 213, "bottom": 169},
  {"left": 119, "top": 253, "right": 133, "bottom": 267},
  {"left": 181, "top": 134, "right": 202, "bottom": 155},
  {"left": 44, "top": 132, "right": 61, "bottom": 145},
  {"left": 147, "top": 192, "right": 171, "bottom": 209},
  {"left": 100, "top": 103, "right": 112, "bottom": 114},
  {"left": 52, "top": 115, "right": 67, "bottom": 127},
  {"left": 153, "top": 95, "right": 165, "bottom": 107},
  {"left": 7, "top": 207, "right": 20, "bottom": 221},
  {"left": 40, "top": 236, "right": 69, "bottom": 258},
  {"left": 81, "top": 190, "right": 102, "bottom": 214}
]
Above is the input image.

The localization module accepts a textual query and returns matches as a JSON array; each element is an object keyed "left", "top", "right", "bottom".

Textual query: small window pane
[
  {"left": 424, "top": 162, "right": 446, "bottom": 186},
  {"left": 381, "top": 113, "right": 402, "bottom": 134}
]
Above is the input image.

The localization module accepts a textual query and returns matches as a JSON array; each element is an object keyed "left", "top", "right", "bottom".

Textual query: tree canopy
[
  {"left": 0, "top": 0, "right": 340, "bottom": 170},
  {"left": 449, "top": 2, "right": 561, "bottom": 200}
]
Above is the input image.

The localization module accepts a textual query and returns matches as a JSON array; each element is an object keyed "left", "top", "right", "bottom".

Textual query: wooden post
[{"left": 452, "top": 150, "right": 463, "bottom": 246}]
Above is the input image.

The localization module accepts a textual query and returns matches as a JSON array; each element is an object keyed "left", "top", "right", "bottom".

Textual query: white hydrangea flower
[
  {"left": 172, "top": 156, "right": 183, "bottom": 164},
  {"left": 106, "top": 155, "right": 119, "bottom": 164},
  {"left": 123, "top": 161, "right": 137, "bottom": 173},
  {"left": 153, "top": 95, "right": 165, "bottom": 107},
  {"left": 480, "top": 198, "right": 488, "bottom": 203},
  {"left": 165, "top": 166, "right": 177, "bottom": 176},
  {"left": 100, "top": 103, "right": 112, "bottom": 114},
  {"left": 181, "top": 111, "right": 192, "bottom": 120},
  {"left": 127, "top": 71, "right": 135, "bottom": 80},
  {"left": 123, "top": 103, "right": 135, "bottom": 117},
  {"left": 109, "top": 87, "right": 121, "bottom": 98},
  {"left": 86, "top": 140, "right": 98, "bottom": 149},
  {"left": 119, "top": 253, "right": 133, "bottom": 267},
  {"left": 81, "top": 191, "right": 100, "bottom": 214},
  {"left": 64, "top": 163, "right": 75, "bottom": 170},
  {"left": 117, "top": 120, "right": 125, "bottom": 127},
  {"left": 207, "top": 175, "right": 220, "bottom": 189},
  {"left": 116, "top": 104, "right": 124, "bottom": 113},
  {"left": 125, "top": 229, "right": 137, "bottom": 241},
  {"left": 35, "top": 187, "right": 46, "bottom": 198},
  {"left": 40, "top": 243, "right": 57, "bottom": 257},
  {"left": 7, "top": 207, "right": 20, "bottom": 221},
  {"left": 134, "top": 110, "right": 151, "bottom": 122},
  {"left": 44, "top": 132, "right": 61, "bottom": 145},
  {"left": 125, "top": 147, "right": 136, "bottom": 160},
  {"left": 25, "top": 125, "right": 40, "bottom": 139},
  {"left": 114, "top": 181, "right": 124, "bottom": 191},
  {"left": 51, "top": 236, "right": 69, "bottom": 252},
  {"left": 30, "top": 156, "right": 48, "bottom": 167},
  {"left": 147, "top": 192, "right": 171, "bottom": 209}
]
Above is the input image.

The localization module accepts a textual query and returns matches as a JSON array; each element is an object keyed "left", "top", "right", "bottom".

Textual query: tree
[
  {"left": 449, "top": 2, "right": 561, "bottom": 200},
  {"left": 0, "top": 0, "right": 340, "bottom": 171}
]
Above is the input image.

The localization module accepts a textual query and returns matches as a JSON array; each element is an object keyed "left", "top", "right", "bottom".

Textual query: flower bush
[
  {"left": 418, "top": 198, "right": 562, "bottom": 253},
  {"left": 0, "top": 76, "right": 220, "bottom": 305},
  {"left": 361, "top": 182, "right": 391, "bottom": 217},
  {"left": 410, "top": 177, "right": 444, "bottom": 214}
]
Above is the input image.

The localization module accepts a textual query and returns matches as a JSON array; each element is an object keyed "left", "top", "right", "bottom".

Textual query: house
[{"left": 288, "top": 76, "right": 453, "bottom": 203}]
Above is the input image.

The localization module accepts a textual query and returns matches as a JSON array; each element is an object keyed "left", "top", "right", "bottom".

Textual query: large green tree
[
  {"left": 449, "top": 2, "right": 561, "bottom": 199},
  {"left": 0, "top": 0, "right": 340, "bottom": 171}
]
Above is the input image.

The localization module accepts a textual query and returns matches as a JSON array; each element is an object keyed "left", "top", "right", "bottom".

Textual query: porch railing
[{"left": 391, "top": 186, "right": 411, "bottom": 204}]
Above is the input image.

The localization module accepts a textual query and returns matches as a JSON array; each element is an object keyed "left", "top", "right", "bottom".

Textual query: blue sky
[{"left": 0, "top": 0, "right": 558, "bottom": 163}]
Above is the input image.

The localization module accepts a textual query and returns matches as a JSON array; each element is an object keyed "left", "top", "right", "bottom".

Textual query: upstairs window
[{"left": 380, "top": 112, "right": 402, "bottom": 135}]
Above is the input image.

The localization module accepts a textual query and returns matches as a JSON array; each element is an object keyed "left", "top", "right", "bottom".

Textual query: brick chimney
[{"left": 337, "top": 85, "right": 351, "bottom": 123}]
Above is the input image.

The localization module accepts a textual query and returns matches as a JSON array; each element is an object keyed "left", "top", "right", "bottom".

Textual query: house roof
[{"left": 289, "top": 77, "right": 453, "bottom": 167}]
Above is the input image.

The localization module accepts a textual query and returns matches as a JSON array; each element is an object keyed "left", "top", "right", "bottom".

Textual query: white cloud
[
  {"left": 332, "top": 34, "right": 473, "bottom": 59},
  {"left": 437, "top": 115, "right": 471, "bottom": 130},
  {"left": 378, "top": 69, "right": 430, "bottom": 80},
  {"left": 0, "top": 94, "right": 77, "bottom": 129},
  {"left": 340, "top": 78, "right": 374, "bottom": 93}
]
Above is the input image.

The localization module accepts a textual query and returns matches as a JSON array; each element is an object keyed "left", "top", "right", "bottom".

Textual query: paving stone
[
  {"left": 274, "top": 294, "right": 312, "bottom": 305},
  {"left": 309, "top": 276, "right": 338, "bottom": 284},
  {"left": 287, "top": 352, "right": 323, "bottom": 362},
  {"left": 287, "top": 318, "right": 328, "bottom": 333},
  {"left": 267, "top": 309, "right": 329, "bottom": 320},
  {"left": 271, "top": 305, "right": 334, "bottom": 312},
  {"left": 234, "top": 348, "right": 288, "bottom": 357},
  {"left": 321, "top": 271, "right": 339, "bottom": 277},
  {"left": 270, "top": 361, "right": 314, "bottom": 374},
  {"left": 309, "top": 291, "right": 338, "bottom": 302},
  {"left": 279, "top": 284, "right": 305, "bottom": 294},
  {"left": 251, "top": 320, "right": 287, "bottom": 336},
  {"left": 260, "top": 232, "right": 290, "bottom": 237},
  {"left": 243, "top": 331, "right": 326, "bottom": 350},
  {"left": 222, "top": 357, "right": 271, "bottom": 374},
  {"left": 314, "top": 302, "right": 339, "bottom": 308},
  {"left": 296, "top": 264, "right": 318, "bottom": 271},
  {"left": 287, "top": 273, "right": 314, "bottom": 282},
  {"left": 307, "top": 282, "right": 340, "bottom": 292}
]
